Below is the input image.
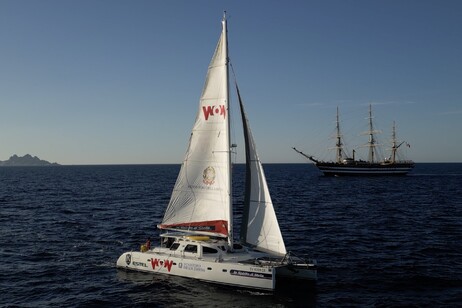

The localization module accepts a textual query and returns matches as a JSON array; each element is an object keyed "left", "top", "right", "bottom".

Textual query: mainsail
[
  {"left": 236, "top": 85, "right": 287, "bottom": 256},
  {"left": 159, "top": 14, "right": 286, "bottom": 256},
  {"left": 159, "top": 17, "right": 231, "bottom": 239}
]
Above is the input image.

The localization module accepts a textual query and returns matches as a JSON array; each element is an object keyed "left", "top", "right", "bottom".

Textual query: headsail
[
  {"left": 159, "top": 15, "right": 231, "bottom": 239},
  {"left": 236, "top": 84, "right": 287, "bottom": 256}
]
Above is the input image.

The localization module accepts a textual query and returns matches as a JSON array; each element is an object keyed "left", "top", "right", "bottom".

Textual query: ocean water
[{"left": 1, "top": 163, "right": 461, "bottom": 307}]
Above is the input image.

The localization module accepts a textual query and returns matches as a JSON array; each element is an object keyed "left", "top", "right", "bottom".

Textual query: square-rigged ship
[{"left": 294, "top": 105, "right": 414, "bottom": 176}]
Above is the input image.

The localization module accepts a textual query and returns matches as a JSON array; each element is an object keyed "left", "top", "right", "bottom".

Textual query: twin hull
[{"left": 117, "top": 251, "right": 277, "bottom": 290}]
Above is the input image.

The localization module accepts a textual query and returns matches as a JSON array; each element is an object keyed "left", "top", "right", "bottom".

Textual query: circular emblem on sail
[
  {"left": 125, "top": 254, "right": 131, "bottom": 265},
  {"left": 202, "top": 166, "right": 216, "bottom": 185}
]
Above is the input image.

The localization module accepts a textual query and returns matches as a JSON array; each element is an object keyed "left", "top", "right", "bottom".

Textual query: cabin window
[
  {"left": 203, "top": 247, "right": 218, "bottom": 254},
  {"left": 170, "top": 243, "right": 180, "bottom": 251},
  {"left": 163, "top": 237, "right": 175, "bottom": 248},
  {"left": 184, "top": 244, "right": 197, "bottom": 253}
]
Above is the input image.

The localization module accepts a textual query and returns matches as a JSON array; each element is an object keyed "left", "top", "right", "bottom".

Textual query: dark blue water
[{"left": 1, "top": 164, "right": 461, "bottom": 307}]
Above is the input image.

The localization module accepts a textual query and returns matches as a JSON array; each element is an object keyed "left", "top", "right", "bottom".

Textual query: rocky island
[{"left": 0, "top": 154, "right": 60, "bottom": 166}]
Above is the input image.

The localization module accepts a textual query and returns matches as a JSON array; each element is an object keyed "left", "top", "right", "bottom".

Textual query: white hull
[
  {"left": 117, "top": 250, "right": 276, "bottom": 290},
  {"left": 116, "top": 236, "right": 316, "bottom": 291}
]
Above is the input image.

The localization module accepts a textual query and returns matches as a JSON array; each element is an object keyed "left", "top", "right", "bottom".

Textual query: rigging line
[
  {"left": 228, "top": 60, "right": 241, "bottom": 165},
  {"left": 229, "top": 60, "right": 239, "bottom": 88}
]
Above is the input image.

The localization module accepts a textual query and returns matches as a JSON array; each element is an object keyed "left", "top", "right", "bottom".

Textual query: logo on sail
[
  {"left": 202, "top": 105, "right": 226, "bottom": 121},
  {"left": 203, "top": 166, "right": 216, "bottom": 185}
]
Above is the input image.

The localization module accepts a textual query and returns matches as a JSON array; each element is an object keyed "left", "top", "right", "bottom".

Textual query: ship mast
[
  {"left": 335, "top": 106, "right": 343, "bottom": 163},
  {"left": 365, "top": 104, "right": 381, "bottom": 163},
  {"left": 391, "top": 121, "right": 397, "bottom": 163},
  {"left": 390, "top": 121, "right": 406, "bottom": 164}
]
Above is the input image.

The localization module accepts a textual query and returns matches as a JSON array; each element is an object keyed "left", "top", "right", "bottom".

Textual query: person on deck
[{"left": 145, "top": 238, "right": 151, "bottom": 250}]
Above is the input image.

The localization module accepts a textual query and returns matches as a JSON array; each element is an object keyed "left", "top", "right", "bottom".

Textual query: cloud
[
  {"left": 438, "top": 109, "right": 462, "bottom": 116},
  {"left": 295, "top": 102, "right": 325, "bottom": 107},
  {"left": 296, "top": 100, "right": 418, "bottom": 108},
  {"left": 296, "top": 99, "right": 355, "bottom": 107},
  {"left": 361, "top": 100, "right": 417, "bottom": 106}
]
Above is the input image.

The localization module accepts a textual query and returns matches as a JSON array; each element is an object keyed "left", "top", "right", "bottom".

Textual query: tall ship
[
  {"left": 117, "top": 13, "right": 316, "bottom": 291},
  {"left": 293, "top": 105, "right": 414, "bottom": 176}
]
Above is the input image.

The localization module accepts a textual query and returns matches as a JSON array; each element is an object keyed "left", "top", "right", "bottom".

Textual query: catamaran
[
  {"left": 116, "top": 13, "right": 317, "bottom": 291},
  {"left": 293, "top": 105, "right": 414, "bottom": 176}
]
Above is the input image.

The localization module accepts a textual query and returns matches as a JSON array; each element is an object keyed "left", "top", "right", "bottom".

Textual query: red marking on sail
[
  {"left": 202, "top": 106, "right": 214, "bottom": 120},
  {"left": 158, "top": 220, "right": 228, "bottom": 237},
  {"left": 202, "top": 105, "right": 226, "bottom": 121},
  {"left": 219, "top": 105, "right": 226, "bottom": 118}
]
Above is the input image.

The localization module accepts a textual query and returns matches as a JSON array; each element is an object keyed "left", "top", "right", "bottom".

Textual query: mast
[
  {"left": 365, "top": 104, "right": 380, "bottom": 163},
  {"left": 391, "top": 121, "right": 397, "bottom": 163},
  {"left": 223, "top": 12, "right": 233, "bottom": 249},
  {"left": 335, "top": 106, "right": 343, "bottom": 163},
  {"left": 390, "top": 121, "right": 406, "bottom": 164}
]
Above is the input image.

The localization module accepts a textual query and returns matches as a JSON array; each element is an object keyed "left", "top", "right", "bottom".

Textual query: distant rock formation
[{"left": 0, "top": 154, "right": 60, "bottom": 166}]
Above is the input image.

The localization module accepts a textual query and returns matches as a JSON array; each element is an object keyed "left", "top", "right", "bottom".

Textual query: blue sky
[{"left": 1, "top": 0, "right": 461, "bottom": 164}]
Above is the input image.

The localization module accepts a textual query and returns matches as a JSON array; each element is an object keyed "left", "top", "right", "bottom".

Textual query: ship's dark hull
[{"left": 315, "top": 162, "right": 415, "bottom": 176}]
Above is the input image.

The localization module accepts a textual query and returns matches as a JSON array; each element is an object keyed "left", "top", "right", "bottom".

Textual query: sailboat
[
  {"left": 293, "top": 105, "right": 415, "bottom": 176},
  {"left": 116, "top": 13, "right": 316, "bottom": 291}
]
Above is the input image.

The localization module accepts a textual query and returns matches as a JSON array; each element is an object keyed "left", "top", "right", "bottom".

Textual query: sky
[{"left": 1, "top": 0, "right": 461, "bottom": 164}]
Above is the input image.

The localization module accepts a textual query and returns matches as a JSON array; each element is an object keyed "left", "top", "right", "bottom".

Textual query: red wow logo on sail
[{"left": 202, "top": 105, "right": 226, "bottom": 121}]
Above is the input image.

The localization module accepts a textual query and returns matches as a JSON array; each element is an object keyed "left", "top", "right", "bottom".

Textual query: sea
[{"left": 1, "top": 163, "right": 461, "bottom": 307}]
